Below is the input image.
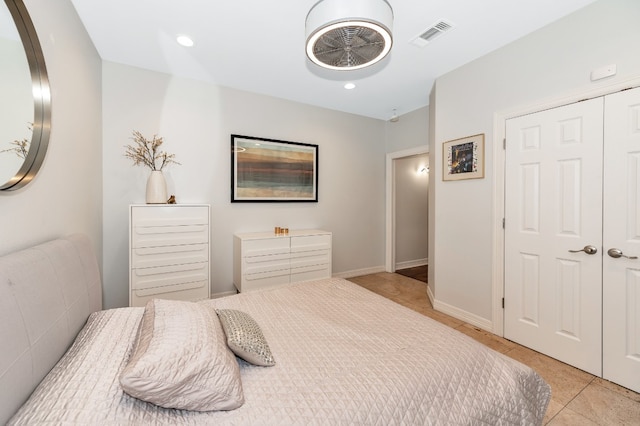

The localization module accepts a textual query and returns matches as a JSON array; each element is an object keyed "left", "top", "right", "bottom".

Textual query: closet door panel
[
  {"left": 603, "top": 87, "right": 640, "bottom": 393},
  {"left": 505, "top": 97, "right": 604, "bottom": 376}
]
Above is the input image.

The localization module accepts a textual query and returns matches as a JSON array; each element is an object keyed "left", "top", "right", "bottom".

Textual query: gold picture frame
[{"left": 442, "top": 134, "right": 485, "bottom": 181}]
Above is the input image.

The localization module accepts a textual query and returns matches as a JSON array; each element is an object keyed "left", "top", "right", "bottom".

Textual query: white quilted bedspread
[{"left": 10, "top": 278, "right": 550, "bottom": 425}]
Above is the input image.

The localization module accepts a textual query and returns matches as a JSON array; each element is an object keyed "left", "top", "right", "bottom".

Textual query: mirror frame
[{"left": 0, "top": 0, "right": 51, "bottom": 191}]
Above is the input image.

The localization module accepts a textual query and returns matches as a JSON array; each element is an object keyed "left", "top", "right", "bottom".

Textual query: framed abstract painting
[{"left": 231, "top": 134, "right": 318, "bottom": 202}]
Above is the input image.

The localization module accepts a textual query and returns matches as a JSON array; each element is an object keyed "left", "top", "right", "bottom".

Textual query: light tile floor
[{"left": 347, "top": 272, "right": 640, "bottom": 425}]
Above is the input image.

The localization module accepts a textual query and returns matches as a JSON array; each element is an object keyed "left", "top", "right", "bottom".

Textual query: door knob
[
  {"left": 568, "top": 245, "right": 598, "bottom": 255},
  {"left": 607, "top": 248, "right": 638, "bottom": 259}
]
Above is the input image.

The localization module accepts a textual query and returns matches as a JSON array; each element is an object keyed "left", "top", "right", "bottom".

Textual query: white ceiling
[{"left": 69, "top": 0, "right": 597, "bottom": 120}]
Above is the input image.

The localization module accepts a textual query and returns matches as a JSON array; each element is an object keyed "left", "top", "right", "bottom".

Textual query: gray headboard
[{"left": 0, "top": 234, "right": 102, "bottom": 424}]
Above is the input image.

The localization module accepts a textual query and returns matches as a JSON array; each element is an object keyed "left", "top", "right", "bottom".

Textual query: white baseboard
[
  {"left": 395, "top": 258, "right": 428, "bottom": 270},
  {"left": 432, "top": 298, "right": 493, "bottom": 332},
  {"left": 427, "top": 284, "right": 435, "bottom": 306},
  {"left": 333, "top": 265, "right": 386, "bottom": 279},
  {"left": 210, "top": 290, "right": 237, "bottom": 299}
]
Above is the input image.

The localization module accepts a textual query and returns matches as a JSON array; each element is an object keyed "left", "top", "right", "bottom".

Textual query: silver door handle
[
  {"left": 568, "top": 245, "right": 598, "bottom": 255},
  {"left": 607, "top": 248, "right": 638, "bottom": 259}
]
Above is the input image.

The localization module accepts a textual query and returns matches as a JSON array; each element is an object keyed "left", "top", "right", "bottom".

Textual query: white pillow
[{"left": 119, "top": 299, "right": 244, "bottom": 411}]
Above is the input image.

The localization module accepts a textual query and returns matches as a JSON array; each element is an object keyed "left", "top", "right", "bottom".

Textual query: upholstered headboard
[{"left": 0, "top": 234, "right": 102, "bottom": 424}]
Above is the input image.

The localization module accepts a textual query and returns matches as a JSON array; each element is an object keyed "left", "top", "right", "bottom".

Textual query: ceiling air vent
[{"left": 411, "top": 20, "right": 454, "bottom": 47}]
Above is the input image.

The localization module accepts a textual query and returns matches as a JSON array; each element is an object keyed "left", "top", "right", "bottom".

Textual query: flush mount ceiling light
[{"left": 305, "top": 0, "right": 393, "bottom": 71}]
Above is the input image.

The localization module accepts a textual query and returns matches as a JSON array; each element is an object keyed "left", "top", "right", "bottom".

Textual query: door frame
[
  {"left": 492, "top": 75, "right": 640, "bottom": 336},
  {"left": 385, "top": 146, "right": 429, "bottom": 272}
]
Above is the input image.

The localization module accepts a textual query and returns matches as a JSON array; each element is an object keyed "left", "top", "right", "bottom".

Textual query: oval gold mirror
[{"left": 0, "top": 0, "right": 51, "bottom": 191}]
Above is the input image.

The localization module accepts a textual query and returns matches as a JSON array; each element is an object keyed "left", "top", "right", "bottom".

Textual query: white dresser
[
  {"left": 233, "top": 229, "right": 332, "bottom": 292},
  {"left": 129, "top": 204, "right": 210, "bottom": 307}
]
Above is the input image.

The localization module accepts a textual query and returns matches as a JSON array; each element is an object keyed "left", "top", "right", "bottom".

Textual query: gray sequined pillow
[{"left": 216, "top": 309, "right": 276, "bottom": 367}]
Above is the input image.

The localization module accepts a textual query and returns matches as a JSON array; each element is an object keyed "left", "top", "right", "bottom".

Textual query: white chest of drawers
[
  {"left": 233, "top": 229, "right": 332, "bottom": 292},
  {"left": 129, "top": 204, "right": 210, "bottom": 307}
]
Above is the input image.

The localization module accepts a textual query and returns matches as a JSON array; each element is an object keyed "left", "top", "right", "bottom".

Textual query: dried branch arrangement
[{"left": 124, "top": 130, "right": 180, "bottom": 171}]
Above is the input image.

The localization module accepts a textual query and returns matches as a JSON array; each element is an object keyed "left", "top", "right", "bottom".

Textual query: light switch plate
[{"left": 591, "top": 64, "right": 617, "bottom": 81}]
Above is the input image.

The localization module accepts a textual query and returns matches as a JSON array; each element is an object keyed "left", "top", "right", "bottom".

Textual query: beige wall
[
  {"left": 102, "top": 62, "right": 388, "bottom": 308},
  {"left": 1, "top": 2, "right": 430, "bottom": 311},
  {"left": 430, "top": 0, "right": 640, "bottom": 326},
  {"left": 386, "top": 107, "right": 429, "bottom": 154},
  {"left": 0, "top": 1, "right": 102, "bottom": 272}
]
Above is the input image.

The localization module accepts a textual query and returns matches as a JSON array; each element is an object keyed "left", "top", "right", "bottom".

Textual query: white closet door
[
  {"left": 504, "top": 98, "right": 604, "bottom": 376},
  {"left": 603, "top": 87, "right": 640, "bottom": 393}
]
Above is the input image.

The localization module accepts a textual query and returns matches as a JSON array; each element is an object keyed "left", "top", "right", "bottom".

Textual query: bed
[{"left": 0, "top": 234, "right": 550, "bottom": 425}]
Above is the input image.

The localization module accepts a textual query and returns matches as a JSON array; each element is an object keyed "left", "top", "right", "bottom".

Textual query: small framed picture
[
  {"left": 231, "top": 134, "right": 318, "bottom": 202},
  {"left": 442, "top": 134, "right": 484, "bottom": 181}
]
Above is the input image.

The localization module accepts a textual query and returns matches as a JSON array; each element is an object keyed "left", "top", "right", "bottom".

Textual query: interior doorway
[{"left": 385, "top": 147, "right": 429, "bottom": 273}]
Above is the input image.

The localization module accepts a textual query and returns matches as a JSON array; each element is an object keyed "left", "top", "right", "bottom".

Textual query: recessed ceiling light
[
  {"left": 176, "top": 35, "right": 194, "bottom": 47},
  {"left": 344, "top": 83, "right": 356, "bottom": 90}
]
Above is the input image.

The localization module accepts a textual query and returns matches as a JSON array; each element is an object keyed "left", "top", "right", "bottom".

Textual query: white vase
[{"left": 146, "top": 170, "right": 167, "bottom": 204}]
